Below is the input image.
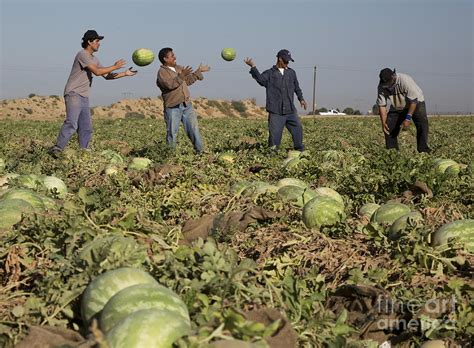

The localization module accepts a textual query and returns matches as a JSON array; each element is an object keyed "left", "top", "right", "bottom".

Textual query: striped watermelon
[
  {"left": 132, "top": 48, "right": 155, "bottom": 67},
  {"left": 100, "top": 283, "right": 190, "bottom": 333},
  {"left": 431, "top": 219, "right": 474, "bottom": 252},
  {"left": 371, "top": 203, "right": 411, "bottom": 225},
  {"left": 314, "top": 187, "right": 344, "bottom": 206},
  {"left": 434, "top": 159, "right": 459, "bottom": 174},
  {"left": 388, "top": 211, "right": 423, "bottom": 240},
  {"left": 0, "top": 189, "right": 45, "bottom": 211},
  {"left": 105, "top": 308, "right": 191, "bottom": 348},
  {"left": 0, "top": 199, "right": 35, "bottom": 230},
  {"left": 358, "top": 203, "right": 381, "bottom": 219},
  {"left": 81, "top": 267, "right": 158, "bottom": 325},
  {"left": 278, "top": 185, "right": 317, "bottom": 207},
  {"left": 302, "top": 196, "right": 345, "bottom": 228},
  {"left": 276, "top": 177, "right": 308, "bottom": 189}
]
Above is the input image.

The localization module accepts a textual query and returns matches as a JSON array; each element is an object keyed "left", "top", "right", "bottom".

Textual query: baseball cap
[
  {"left": 379, "top": 68, "right": 396, "bottom": 85},
  {"left": 82, "top": 30, "right": 104, "bottom": 41},
  {"left": 277, "top": 49, "right": 294, "bottom": 62}
]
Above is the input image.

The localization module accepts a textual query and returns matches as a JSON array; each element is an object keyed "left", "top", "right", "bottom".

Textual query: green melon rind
[
  {"left": 371, "top": 203, "right": 411, "bottom": 225},
  {"left": 100, "top": 283, "right": 190, "bottom": 333},
  {"left": 302, "top": 196, "right": 345, "bottom": 228},
  {"left": 81, "top": 267, "right": 158, "bottom": 325},
  {"left": 388, "top": 211, "right": 424, "bottom": 240},
  {"left": 105, "top": 308, "right": 191, "bottom": 348},
  {"left": 431, "top": 219, "right": 474, "bottom": 252}
]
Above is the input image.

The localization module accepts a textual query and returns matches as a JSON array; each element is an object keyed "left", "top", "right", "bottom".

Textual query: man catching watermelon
[
  {"left": 49, "top": 30, "right": 137, "bottom": 156},
  {"left": 156, "top": 47, "right": 210, "bottom": 153}
]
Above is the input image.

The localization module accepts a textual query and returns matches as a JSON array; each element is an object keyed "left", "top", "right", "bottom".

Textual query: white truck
[{"left": 319, "top": 109, "right": 346, "bottom": 116}]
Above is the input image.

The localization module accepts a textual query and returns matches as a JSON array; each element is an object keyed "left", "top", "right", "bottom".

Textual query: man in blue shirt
[{"left": 245, "top": 49, "right": 307, "bottom": 151}]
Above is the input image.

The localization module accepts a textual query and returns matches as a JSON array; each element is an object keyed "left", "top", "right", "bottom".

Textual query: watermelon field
[{"left": 0, "top": 115, "right": 473, "bottom": 347}]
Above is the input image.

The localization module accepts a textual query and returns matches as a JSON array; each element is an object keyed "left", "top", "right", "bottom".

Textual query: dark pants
[
  {"left": 385, "top": 102, "right": 431, "bottom": 153},
  {"left": 268, "top": 113, "right": 304, "bottom": 151}
]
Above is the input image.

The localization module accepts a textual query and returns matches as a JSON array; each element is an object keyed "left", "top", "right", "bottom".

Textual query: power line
[{"left": 1, "top": 64, "right": 472, "bottom": 78}]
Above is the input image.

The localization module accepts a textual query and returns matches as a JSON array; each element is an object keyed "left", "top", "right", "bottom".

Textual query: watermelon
[
  {"left": 105, "top": 164, "right": 120, "bottom": 176},
  {"left": 388, "top": 211, "right": 423, "bottom": 240},
  {"left": 278, "top": 185, "right": 317, "bottom": 208},
  {"left": 314, "top": 187, "right": 344, "bottom": 206},
  {"left": 431, "top": 219, "right": 474, "bottom": 252},
  {"left": 0, "top": 189, "right": 45, "bottom": 211},
  {"left": 276, "top": 178, "right": 308, "bottom": 189},
  {"left": 81, "top": 267, "right": 158, "bottom": 325},
  {"left": 287, "top": 150, "right": 302, "bottom": 159},
  {"left": 358, "top": 203, "right": 381, "bottom": 219},
  {"left": 221, "top": 48, "right": 236, "bottom": 61},
  {"left": 444, "top": 164, "right": 460, "bottom": 176},
  {"left": 231, "top": 181, "right": 253, "bottom": 196},
  {"left": 217, "top": 152, "right": 235, "bottom": 164},
  {"left": 42, "top": 175, "right": 68, "bottom": 198},
  {"left": 132, "top": 48, "right": 155, "bottom": 67},
  {"left": 105, "top": 308, "right": 190, "bottom": 348},
  {"left": 434, "top": 159, "right": 459, "bottom": 174},
  {"left": 101, "top": 150, "right": 124, "bottom": 164},
  {"left": 128, "top": 157, "right": 152, "bottom": 171},
  {"left": 371, "top": 203, "right": 411, "bottom": 225},
  {"left": 100, "top": 283, "right": 190, "bottom": 333},
  {"left": 0, "top": 199, "right": 35, "bottom": 230},
  {"left": 302, "top": 196, "right": 345, "bottom": 228},
  {"left": 16, "top": 174, "right": 42, "bottom": 189},
  {"left": 284, "top": 157, "right": 307, "bottom": 169},
  {"left": 244, "top": 181, "right": 277, "bottom": 198}
]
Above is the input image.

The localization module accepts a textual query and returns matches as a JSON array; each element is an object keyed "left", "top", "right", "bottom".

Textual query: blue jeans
[
  {"left": 55, "top": 92, "right": 92, "bottom": 150},
  {"left": 164, "top": 103, "right": 203, "bottom": 152},
  {"left": 268, "top": 113, "right": 304, "bottom": 151}
]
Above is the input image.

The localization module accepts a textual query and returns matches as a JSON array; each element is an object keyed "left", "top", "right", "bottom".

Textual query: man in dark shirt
[{"left": 245, "top": 49, "right": 307, "bottom": 151}]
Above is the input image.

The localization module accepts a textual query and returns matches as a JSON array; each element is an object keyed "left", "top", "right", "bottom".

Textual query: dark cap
[
  {"left": 379, "top": 68, "right": 396, "bottom": 85},
  {"left": 82, "top": 30, "right": 104, "bottom": 41},
  {"left": 277, "top": 49, "right": 294, "bottom": 62}
]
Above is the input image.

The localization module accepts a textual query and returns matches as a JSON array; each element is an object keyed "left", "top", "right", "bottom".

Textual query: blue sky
[{"left": 1, "top": 0, "right": 473, "bottom": 114}]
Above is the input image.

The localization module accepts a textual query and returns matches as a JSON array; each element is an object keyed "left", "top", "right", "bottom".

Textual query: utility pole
[{"left": 312, "top": 66, "right": 317, "bottom": 115}]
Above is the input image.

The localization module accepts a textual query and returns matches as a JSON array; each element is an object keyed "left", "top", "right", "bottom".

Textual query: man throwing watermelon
[
  {"left": 244, "top": 49, "right": 307, "bottom": 152},
  {"left": 49, "top": 30, "right": 137, "bottom": 156}
]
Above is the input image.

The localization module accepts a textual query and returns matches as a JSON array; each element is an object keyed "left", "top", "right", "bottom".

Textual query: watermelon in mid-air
[
  {"left": 221, "top": 48, "right": 236, "bottom": 61},
  {"left": 132, "top": 48, "right": 155, "bottom": 67}
]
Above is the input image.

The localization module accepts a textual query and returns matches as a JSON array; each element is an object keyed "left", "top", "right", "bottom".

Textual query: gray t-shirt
[
  {"left": 376, "top": 73, "right": 424, "bottom": 111},
  {"left": 63, "top": 50, "right": 101, "bottom": 97}
]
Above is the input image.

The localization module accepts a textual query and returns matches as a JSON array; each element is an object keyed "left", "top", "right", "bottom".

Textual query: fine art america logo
[{"left": 373, "top": 295, "right": 457, "bottom": 332}]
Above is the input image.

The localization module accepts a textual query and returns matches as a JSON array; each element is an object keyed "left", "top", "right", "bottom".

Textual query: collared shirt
[
  {"left": 156, "top": 65, "right": 203, "bottom": 108},
  {"left": 250, "top": 65, "right": 304, "bottom": 115},
  {"left": 376, "top": 73, "right": 425, "bottom": 111}
]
